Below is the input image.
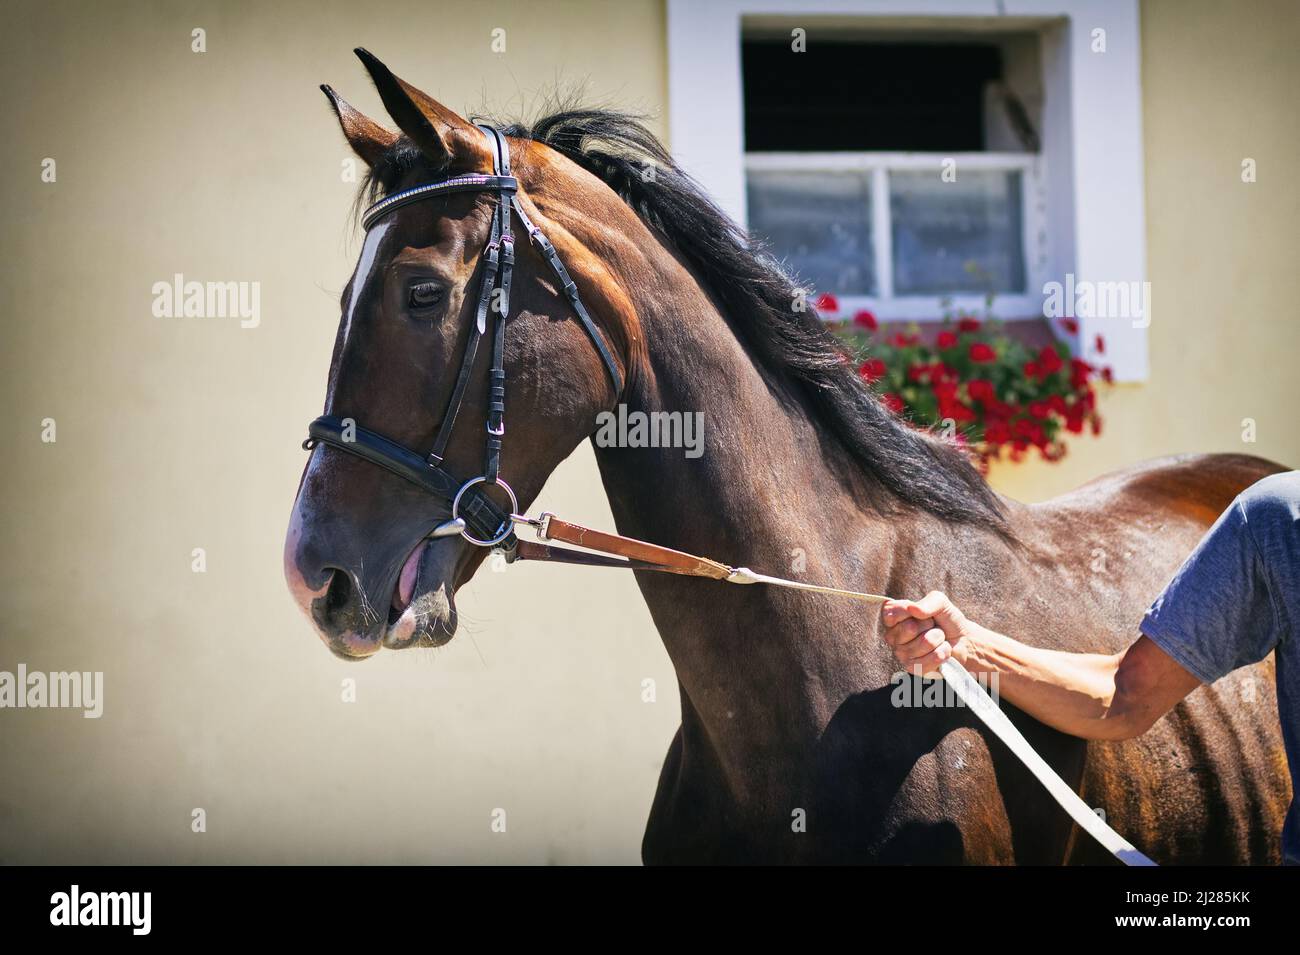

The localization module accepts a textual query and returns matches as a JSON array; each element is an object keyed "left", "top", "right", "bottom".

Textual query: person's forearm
[{"left": 960, "top": 626, "right": 1136, "bottom": 740}]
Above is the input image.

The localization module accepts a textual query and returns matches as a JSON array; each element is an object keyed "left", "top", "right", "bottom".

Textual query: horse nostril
[{"left": 322, "top": 567, "right": 354, "bottom": 620}]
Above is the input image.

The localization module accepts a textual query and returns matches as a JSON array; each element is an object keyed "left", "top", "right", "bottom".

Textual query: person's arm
[
  {"left": 881, "top": 473, "right": 1294, "bottom": 742},
  {"left": 879, "top": 592, "right": 1202, "bottom": 741}
]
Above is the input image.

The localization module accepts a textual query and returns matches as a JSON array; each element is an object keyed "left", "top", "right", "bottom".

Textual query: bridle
[
  {"left": 296, "top": 125, "right": 1156, "bottom": 866},
  {"left": 302, "top": 125, "right": 622, "bottom": 551}
]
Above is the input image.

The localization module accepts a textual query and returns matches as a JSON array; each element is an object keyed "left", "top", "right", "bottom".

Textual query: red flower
[
  {"left": 984, "top": 419, "right": 1011, "bottom": 444},
  {"left": 1094, "top": 334, "right": 1106, "bottom": 355},
  {"left": 1101, "top": 366, "right": 1114, "bottom": 384},
  {"left": 1070, "top": 357, "right": 1094, "bottom": 389},
  {"left": 1038, "top": 345, "right": 1064, "bottom": 376},
  {"left": 940, "top": 399, "right": 977, "bottom": 423},
  {"left": 829, "top": 309, "right": 1109, "bottom": 465},
  {"left": 815, "top": 293, "right": 840, "bottom": 314},
  {"left": 858, "top": 357, "right": 886, "bottom": 384},
  {"left": 1012, "top": 418, "right": 1034, "bottom": 439}
]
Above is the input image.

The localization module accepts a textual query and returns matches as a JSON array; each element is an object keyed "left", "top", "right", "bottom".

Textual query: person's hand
[{"left": 880, "top": 591, "right": 977, "bottom": 677}]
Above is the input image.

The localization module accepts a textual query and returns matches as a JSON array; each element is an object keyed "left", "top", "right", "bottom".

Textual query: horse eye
[{"left": 408, "top": 282, "right": 444, "bottom": 310}]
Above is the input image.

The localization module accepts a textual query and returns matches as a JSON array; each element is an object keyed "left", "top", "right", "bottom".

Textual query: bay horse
[{"left": 284, "top": 50, "right": 1290, "bottom": 864}]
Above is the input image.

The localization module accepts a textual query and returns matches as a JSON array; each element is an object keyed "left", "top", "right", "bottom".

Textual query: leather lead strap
[
  {"left": 536, "top": 516, "right": 732, "bottom": 579},
  {"left": 512, "top": 539, "right": 669, "bottom": 572}
]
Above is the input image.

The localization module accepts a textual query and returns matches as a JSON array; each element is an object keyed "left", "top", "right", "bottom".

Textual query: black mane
[{"left": 362, "top": 110, "right": 1007, "bottom": 532}]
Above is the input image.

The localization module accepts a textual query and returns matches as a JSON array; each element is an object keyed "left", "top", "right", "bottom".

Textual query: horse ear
[
  {"left": 320, "top": 85, "right": 397, "bottom": 168},
  {"left": 353, "top": 48, "right": 488, "bottom": 170}
]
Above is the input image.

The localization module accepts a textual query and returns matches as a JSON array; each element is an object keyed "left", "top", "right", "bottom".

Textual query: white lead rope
[
  {"left": 937, "top": 658, "right": 1157, "bottom": 865},
  {"left": 725, "top": 566, "right": 1158, "bottom": 866}
]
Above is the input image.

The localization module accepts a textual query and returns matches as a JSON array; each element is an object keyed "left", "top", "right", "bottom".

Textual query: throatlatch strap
[{"left": 511, "top": 196, "right": 623, "bottom": 396}]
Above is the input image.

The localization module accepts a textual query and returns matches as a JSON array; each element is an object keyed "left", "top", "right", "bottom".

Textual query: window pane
[
  {"left": 890, "top": 170, "right": 1025, "bottom": 294},
  {"left": 746, "top": 171, "right": 875, "bottom": 295}
]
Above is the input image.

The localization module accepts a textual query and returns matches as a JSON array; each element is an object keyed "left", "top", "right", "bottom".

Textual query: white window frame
[
  {"left": 667, "top": 0, "right": 1149, "bottom": 381},
  {"left": 746, "top": 151, "right": 1048, "bottom": 321}
]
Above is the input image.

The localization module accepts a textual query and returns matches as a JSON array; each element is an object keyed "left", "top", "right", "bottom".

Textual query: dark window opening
[{"left": 743, "top": 40, "right": 1003, "bottom": 152}]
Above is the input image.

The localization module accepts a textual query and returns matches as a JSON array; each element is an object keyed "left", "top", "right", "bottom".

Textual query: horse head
[{"left": 285, "top": 50, "right": 626, "bottom": 660}]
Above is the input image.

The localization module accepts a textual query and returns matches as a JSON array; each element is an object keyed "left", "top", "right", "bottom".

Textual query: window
[
  {"left": 742, "top": 37, "right": 1046, "bottom": 320},
  {"left": 666, "top": 1, "right": 1149, "bottom": 380}
]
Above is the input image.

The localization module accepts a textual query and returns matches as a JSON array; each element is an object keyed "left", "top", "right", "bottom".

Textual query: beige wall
[
  {"left": 0, "top": 0, "right": 669, "bottom": 864},
  {"left": 990, "top": 0, "right": 1300, "bottom": 499},
  {"left": 1, "top": 0, "right": 1295, "bottom": 864}
]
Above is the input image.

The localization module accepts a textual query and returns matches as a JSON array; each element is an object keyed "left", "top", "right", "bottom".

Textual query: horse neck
[{"left": 586, "top": 238, "right": 906, "bottom": 746}]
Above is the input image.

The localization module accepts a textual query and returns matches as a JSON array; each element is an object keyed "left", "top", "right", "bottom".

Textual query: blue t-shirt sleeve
[{"left": 1139, "top": 484, "right": 1287, "bottom": 685}]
